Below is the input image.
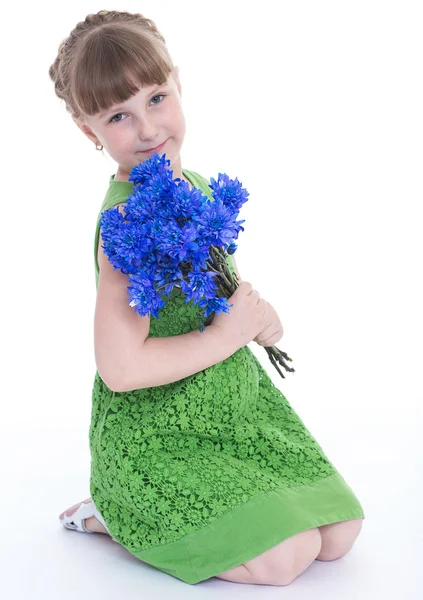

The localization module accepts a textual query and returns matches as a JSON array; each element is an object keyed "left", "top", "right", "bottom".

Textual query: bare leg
[{"left": 214, "top": 564, "right": 260, "bottom": 584}]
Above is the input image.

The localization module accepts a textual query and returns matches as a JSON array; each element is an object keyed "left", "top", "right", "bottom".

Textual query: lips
[{"left": 143, "top": 139, "right": 167, "bottom": 153}]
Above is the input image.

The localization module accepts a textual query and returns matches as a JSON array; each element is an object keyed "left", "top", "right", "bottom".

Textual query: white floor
[{"left": 2, "top": 415, "right": 420, "bottom": 600}]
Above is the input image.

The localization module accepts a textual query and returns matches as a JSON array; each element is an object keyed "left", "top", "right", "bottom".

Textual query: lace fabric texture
[
  {"left": 89, "top": 169, "right": 360, "bottom": 568},
  {"left": 89, "top": 283, "right": 337, "bottom": 551}
]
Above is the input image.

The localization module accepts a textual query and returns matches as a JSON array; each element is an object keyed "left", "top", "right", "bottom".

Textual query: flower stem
[
  {"left": 209, "top": 246, "right": 234, "bottom": 291},
  {"left": 264, "top": 346, "right": 296, "bottom": 378}
]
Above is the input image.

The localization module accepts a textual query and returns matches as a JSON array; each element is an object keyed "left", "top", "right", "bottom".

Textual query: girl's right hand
[{"left": 208, "top": 281, "right": 270, "bottom": 350}]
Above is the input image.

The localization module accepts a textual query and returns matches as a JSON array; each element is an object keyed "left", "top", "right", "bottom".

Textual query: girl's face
[{"left": 75, "top": 68, "right": 186, "bottom": 180}]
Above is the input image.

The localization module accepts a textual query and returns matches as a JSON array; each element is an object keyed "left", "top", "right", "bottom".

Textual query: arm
[{"left": 124, "top": 326, "right": 238, "bottom": 392}]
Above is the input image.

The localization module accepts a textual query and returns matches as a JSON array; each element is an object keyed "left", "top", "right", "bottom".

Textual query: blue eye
[
  {"left": 109, "top": 113, "right": 125, "bottom": 123},
  {"left": 151, "top": 94, "right": 165, "bottom": 105},
  {"left": 109, "top": 94, "right": 165, "bottom": 123}
]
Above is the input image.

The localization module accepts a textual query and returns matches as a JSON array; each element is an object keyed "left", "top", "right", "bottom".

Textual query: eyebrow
[{"left": 99, "top": 83, "right": 165, "bottom": 118}]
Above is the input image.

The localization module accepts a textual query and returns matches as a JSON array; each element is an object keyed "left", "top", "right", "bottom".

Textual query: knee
[
  {"left": 316, "top": 518, "right": 363, "bottom": 561},
  {"left": 316, "top": 543, "right": 354, "bottom": 562},
  {"left": 255, "top": 528, "right": 322, "bottom": 586},
  {"left": 248, "top": 564, "right": 296, "bottom": 587}
]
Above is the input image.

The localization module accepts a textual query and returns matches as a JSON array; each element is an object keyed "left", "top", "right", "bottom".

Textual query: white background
[{"left": 1, "top": 1, "right": 421, "bottom": 598}]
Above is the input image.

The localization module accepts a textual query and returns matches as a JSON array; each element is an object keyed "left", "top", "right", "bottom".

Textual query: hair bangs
[{"left": 72, "top": 24, "right": 173, "bottom": 118}]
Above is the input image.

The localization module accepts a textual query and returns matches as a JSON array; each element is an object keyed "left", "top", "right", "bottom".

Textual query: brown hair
[{"left": 48, "top": 10, "right": 175, "bottom": 122}]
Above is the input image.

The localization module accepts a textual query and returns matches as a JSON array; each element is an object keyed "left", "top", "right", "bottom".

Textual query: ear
[{"left": 72, "top": 115, "right": 100, "bottom": 146}]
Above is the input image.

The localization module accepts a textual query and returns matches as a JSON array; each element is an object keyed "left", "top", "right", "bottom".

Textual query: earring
[{"left": 96, "top": 143, "right": 103, "bottom": 151}]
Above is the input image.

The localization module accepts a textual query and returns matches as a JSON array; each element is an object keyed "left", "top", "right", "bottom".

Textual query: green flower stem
[
  {"left": 209, "top": 246, "right": 234, "bottom": 291},
  {"left": 205, "top": 259, "right": 232, "bottom": 297},
  {"left": 264, "top": 346, "right": 295, "bottom": 378},
  {"left": 215, "top": 247, "right": 237, "bottom": 289}
]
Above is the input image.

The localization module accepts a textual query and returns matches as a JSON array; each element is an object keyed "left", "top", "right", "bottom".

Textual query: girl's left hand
[{"left": 253, "top": 300, "right": 284, "bottom": 347}]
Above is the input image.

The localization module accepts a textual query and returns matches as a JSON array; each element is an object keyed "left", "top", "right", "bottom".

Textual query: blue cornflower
[{"left": 100, "top": 151, "right": 247, "bottom": 321}]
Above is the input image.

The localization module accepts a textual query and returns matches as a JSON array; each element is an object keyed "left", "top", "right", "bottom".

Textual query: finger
[{"left": 256, "top": 328, "right": 282, "bottom": 347}]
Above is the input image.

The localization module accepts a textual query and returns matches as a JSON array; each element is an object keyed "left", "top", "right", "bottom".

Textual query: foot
[
  {"left": 84, "top": 515, "right": 109, "bottom": 534},
  {"left": 59, "top": 497, "right": 110, "bottom": 535}
]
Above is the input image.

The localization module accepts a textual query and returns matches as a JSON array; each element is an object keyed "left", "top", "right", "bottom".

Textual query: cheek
[
  {"left": 173, "top": 112, "right": 186, "bottom": 136},
  {"left": 167, "top": 103, "right": 185, "bottom": 127}
]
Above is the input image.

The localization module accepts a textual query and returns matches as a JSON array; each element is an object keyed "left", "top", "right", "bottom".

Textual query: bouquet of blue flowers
[{"left": 99, "top": 153, "right": 294, "bottom": 379}]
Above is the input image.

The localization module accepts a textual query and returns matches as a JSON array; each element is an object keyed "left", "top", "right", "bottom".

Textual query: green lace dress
[{"left": 89, "top": 168, "right": 365, "bottom": 584}]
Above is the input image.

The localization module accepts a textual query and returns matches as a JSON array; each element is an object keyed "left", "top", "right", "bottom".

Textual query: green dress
[{"left": 89, "top": 168, "right": 365, "bottom": 585}]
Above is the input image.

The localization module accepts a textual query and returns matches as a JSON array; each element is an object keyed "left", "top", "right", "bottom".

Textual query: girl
[{"left": 49, "top": 10, "right": 364, "bottom": 586}]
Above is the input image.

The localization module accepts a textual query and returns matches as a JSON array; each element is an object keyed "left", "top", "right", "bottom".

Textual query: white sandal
[{"left": 59, "top": 497, "right": 110, "bottom": 535}]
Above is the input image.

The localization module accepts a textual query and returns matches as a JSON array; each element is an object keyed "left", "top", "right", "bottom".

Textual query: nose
[{"left": 136, "top": 114, "right": 158, "bottom": 144}]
